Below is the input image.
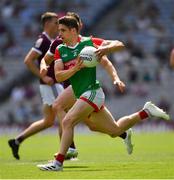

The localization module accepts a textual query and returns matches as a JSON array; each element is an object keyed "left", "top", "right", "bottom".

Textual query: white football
[{"left": 80, "top": 46, "right": 98, "bottom": 68}]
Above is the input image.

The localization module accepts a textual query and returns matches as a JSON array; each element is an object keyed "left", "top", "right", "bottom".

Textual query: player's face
[
  {"left": 58, "top": 24, "right": 73, "bottom": 43},
  {"left": 49, "top": 17, "right": 59, "bottom": 35}
]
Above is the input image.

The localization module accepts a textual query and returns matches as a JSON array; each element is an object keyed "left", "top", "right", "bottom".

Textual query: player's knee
[
  {"left": 52, "top": 101, "right": 59, "bottom": 113},
  {"left": 52, "top": 101, "right": 64, "bottom": 113},
  {"left": 44, "top": 117, "right": 54, "bottom": 127},
  {"left": 62, "top": 116, "right": 75, "bottom": 130},
  {"left": 62, "top": 118, "right": 71, "bottom": 129}
]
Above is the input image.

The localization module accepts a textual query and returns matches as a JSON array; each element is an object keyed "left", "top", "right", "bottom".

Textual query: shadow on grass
[
  {"left": 64, "top": 165, "right": 115, "bottom": 172},
  {"left": 64, "top": 165, "right": 89, "bottom": 169}
]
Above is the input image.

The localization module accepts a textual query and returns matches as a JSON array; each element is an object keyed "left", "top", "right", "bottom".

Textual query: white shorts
[
  {"left": 80, "top": 87, "right": 105, "bottom": 112},
  {"left": 39, "top": 83, "right": 64, "bottom": 106}
]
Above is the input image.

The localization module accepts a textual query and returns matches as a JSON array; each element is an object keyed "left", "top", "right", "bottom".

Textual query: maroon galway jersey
[
  {"left": 48, "top": 36, "right": 70, "bottom": 88},
  {"left": 32, "top": 32, "right": 62, "bottom": 84}
]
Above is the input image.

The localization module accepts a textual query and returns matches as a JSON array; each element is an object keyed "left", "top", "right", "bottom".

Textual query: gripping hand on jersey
[
  {"left": 40, "top": 58, "right": 49, "bottom": 78},
  {"left": 40, "top": 67, "right": 54, "bottom": 85},
  {"left": 40, "top": 67, "right": 48, "bottom": 77}
]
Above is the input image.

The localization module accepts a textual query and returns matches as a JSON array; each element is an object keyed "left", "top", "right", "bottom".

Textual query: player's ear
[
  {"left": 72, "top": 27, "right": 77, "bottom": 34},
  {"left": 79, "top": 23, "right": 83, "bottom": 31}
]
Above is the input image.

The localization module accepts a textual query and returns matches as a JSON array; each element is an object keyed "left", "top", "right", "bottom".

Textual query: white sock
[{"left": 68, "top": 147, "right": 76, "bottom": 152}]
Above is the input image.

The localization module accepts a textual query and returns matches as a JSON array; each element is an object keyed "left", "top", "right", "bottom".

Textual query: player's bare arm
[
  {"left": 54, "top": 58, "right": 84, "bottom": 82},
  {"left": 170, "top": 49, "right": 174, "bottom": 68},
  {"left": 24, "top": 49, "right": 54, "bottom": 85},
  {"left": 44, "top": 52, "right": 55, "bottom": 65},
  {"left": 40, "top": 50, "right": 56, "bottom": 76},
  {"left": 95, "top": 40, "right": 125, "bottom": 59},
  {"left": 100, "top": 55, "right": 125, "bottom": 93},
  {"left": 24, "top": 49, "right": 42, "bottom": 78}
]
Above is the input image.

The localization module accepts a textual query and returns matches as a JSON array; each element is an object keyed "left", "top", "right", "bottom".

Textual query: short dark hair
[
  {"left": 66, "top": 12, "right": 82, "bottom": 25},
  {"left": 41, "top": 12, "right": 58, "bottom": 26},
  {"left": 58, "top": 16, "right": 79, "bottom": 32}
]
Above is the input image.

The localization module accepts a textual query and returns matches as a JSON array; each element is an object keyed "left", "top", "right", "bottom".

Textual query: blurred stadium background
[{"left": 0, "top": 0, "right": 174, "bottom": 132}]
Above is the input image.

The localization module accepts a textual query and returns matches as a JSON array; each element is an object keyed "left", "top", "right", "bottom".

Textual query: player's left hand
[
  {"left": 95, "top": 47, "right": 109, "bottom": 59},
  {"left": 113, "top": 80, "right": 125, "bottom": 93}
]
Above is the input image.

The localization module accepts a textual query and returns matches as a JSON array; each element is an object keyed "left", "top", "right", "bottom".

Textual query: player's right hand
[
  {"left": 114, "top": 80, "right": 126, "bottom": 93},
  {"left": 42, "top": 76, "right": 54, "bottom": 85},
  {"left": 74, "top": 57, "right": 85, "bottom": 71},
  {"left": 40, "top": 67, "right": 48, "bottom": 78}
]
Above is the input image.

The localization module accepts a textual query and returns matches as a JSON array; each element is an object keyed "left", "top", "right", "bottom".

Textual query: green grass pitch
[{"left": 0, "top": 131, "right": 174, "bottom": 179}]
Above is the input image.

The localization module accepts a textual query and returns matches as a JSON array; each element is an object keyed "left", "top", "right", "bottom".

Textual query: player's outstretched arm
[{"left": 100, "top": 56, "right": 125, "bottom": 93}]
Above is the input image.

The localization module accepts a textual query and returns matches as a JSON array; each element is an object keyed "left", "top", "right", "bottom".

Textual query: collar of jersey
[
  {"left": 64, "top": 36, "right": 81, "bottom": 49},
  {"left": 43, "top": 31, "right": 54, "bottom": 42}
]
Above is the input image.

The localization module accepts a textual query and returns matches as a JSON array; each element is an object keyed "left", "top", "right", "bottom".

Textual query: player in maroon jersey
[{"left": 8, "top": 12, "right": 77, "bottom": 160}]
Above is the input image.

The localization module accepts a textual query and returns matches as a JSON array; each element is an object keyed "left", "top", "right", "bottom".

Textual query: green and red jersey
[{"left": 54, "top": 36, "right": 104, "bottom": 98}]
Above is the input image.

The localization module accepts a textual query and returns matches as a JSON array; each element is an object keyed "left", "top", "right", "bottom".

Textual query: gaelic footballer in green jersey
[
  {"left": 54, "top": 36, "right": 104, "bottom": 111},
  {"left": 37, "top": 16, "right": 169, "bottom": 172}
]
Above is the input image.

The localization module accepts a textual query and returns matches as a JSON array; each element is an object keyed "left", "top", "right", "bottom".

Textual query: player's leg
[
  {"left": 84, "top": 116, "right": 133, "bottom": 155},
  {"left": 37, "top": 98, "right": 170, "bottom": 171},
  {"left": 8, "top": 84, "right": 63, "bottom": 160},
  {"left": 53, "top": 85, "right": 78, "bottom": 159},
  {"left": 78, "top": 88, "right": 133, "bottom": 154},
  {"left": 53, "top": 85, "right": 128, "bottom": 157},
  {"left": 8, "top": 104, "right": 55, "bottom": 160},
  {"left": 54, "top": 86, "right": 128, "bottom": 138},
  {"left": 110, "top": 101, "right": 170, "bottom": 135},
  {"left": 83, "top": 101, "right": 170, "bottom": 154},
  {"left": 37, "top": 97, "right": 95, "bottom": 171},
  {"left": 87, "top": 101, "right": 170, "bottom": 137},
  {"left": 37, "top": 88, "right": 106, "bottom": 170},
  {"left": 18, "top": 105, "right": 55, "bottom": 138},
  {"left": 53, "top": 85, "right": 76, "bottom": 134},
  {"left": 60, "top": 99, "right": 94, "bottom": 154},
  {"left": 53, "top": 86, "right": 132, "bottom": 156}
]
